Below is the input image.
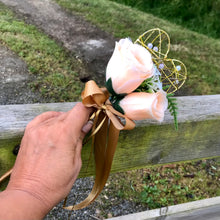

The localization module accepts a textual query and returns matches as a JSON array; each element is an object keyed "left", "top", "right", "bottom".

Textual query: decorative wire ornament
[{"left": 135, "top": 28, "right": 187, "bottom": 94}]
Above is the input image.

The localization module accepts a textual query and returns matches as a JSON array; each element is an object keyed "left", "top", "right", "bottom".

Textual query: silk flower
[
  {"left": 119, "top": 91, "right": 168, "bottom": 121},
  {"left": 106, "top": 38, "right": 154, "bottom": 94}
]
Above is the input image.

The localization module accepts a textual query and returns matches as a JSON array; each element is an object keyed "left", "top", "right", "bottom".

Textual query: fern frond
[{"left": 167, "top": 94, "right": 178, "bottom": 130}]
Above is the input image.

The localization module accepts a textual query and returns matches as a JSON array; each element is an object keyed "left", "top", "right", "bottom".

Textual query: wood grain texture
[
  {"left": 1, "top": 95, "right": 220, "bottom": 139},
  {"left": 0, "top": 95, "right": 220, "bottom": 179}
]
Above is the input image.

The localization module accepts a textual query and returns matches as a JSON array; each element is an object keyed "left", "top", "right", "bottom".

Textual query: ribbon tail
[
  {"left": 64, "top": 112, "right": 109, "bottom": 210},
  {"left": 100, "top": 121, "right": 120, "bottom": 190},
  {"left": 0, "top": 168, "right": 13, "bottom": 183},
  {"left": 73, "top": 121, "right": 119, "bottom": 210}
]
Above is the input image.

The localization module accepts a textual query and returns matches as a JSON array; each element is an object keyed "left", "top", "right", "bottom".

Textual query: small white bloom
[
  {"left": 153, "top": 46, "right": 158, "bottom": 52},
  {"left": 159, "top": 63, "right": 164, "bottom": 70},
  {"left": 176, "top": 65, "right": 181, "bottom": 71},
  {"left": 147, "top": 43, "right": 153, "bottom": 49},
  {"left": 149, "top": 65, "right": 163, "bottom": 91}
]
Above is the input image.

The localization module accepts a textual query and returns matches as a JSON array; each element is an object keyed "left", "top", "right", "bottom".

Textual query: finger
[
  {"left": 27, "top": 111, "right": 63, "bottom": 128},
  {"left": 64, "top": 103, "right": 93, "bottom": 137}
]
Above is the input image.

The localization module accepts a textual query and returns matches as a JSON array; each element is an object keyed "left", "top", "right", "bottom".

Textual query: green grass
[
  {"left": 110, "top": 0, "right": 220, "bottom": 39},
  {"left": 55, "top": 0, "right": 220, "bottom": 96},
  {"left": 0, "top": 2, "right": 83, "bottom": 102},
  {"left": 100, "top": 159, "right": 220, "bottom": 211}
]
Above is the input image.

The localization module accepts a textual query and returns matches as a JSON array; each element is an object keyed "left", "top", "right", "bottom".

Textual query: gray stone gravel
[
  {"left": 44, "top": 177, "right": 96, "bottom": 220},
  {"left": 44, "top": 177, "right": 147, "bottom": 220}
]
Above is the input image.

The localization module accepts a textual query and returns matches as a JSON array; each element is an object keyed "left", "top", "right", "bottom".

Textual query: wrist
[
  {"left": 0, "top": 189, "right": 49, "bottom": 220},
  {"left": 6, "top": 174, "right": 59, "bottom": 212}
]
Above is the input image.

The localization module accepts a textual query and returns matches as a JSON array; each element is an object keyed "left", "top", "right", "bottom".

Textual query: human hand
[{"left": 3, "top": 103, "right": 92, "bottom": 217}]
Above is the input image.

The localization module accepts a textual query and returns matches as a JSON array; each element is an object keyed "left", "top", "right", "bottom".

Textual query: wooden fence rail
[{"left": 1, "top": 94, "right": 220, "bottom": 181}]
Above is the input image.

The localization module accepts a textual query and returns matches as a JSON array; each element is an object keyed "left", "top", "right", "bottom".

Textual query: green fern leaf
[{"left": 167, "top": 94, "right": 178, "bottom": 130}]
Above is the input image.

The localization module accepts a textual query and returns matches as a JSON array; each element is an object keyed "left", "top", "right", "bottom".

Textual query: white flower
[{"left": 106, "top": 38, "right": 154, "bottom": 94}]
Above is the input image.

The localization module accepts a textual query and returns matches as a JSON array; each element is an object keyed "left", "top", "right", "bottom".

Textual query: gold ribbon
[{"left": 64, "top": 80, "right": 135, "bottom": 210}]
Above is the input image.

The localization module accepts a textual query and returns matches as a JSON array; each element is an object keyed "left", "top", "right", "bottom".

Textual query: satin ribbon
[{"left": 64, "top": 80, "right": 135, "bottom": 210}]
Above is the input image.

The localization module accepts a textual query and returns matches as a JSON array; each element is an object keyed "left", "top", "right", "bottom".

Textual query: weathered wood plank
[
  {"left": 0, "top": 102, "right": 77, "bottom": 140},
  {"left": 108, "top": 196, "right": 220, "bottom": 220},
  {"left": 0, "top": 95, "right": 220, "bottom": 179},
  {"left": 1, "top": 95, "right": 220, "bottom": 139}
]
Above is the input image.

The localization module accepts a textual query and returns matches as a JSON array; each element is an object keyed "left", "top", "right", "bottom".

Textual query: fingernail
[{"left": 81, "top": 120, "right": 93, "bottom": 134}]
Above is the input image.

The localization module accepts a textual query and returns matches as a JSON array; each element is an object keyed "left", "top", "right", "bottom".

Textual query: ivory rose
[
  {"left": 119, "top": 91, "right": 168, "bottom": 122},
  {"left": 106, "top": 38, "right": 154, "bottom": 94}
]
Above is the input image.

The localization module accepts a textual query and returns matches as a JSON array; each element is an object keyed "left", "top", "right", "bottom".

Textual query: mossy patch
[{"left": 0, "top": 137, "right": 21, "bottom": 190}]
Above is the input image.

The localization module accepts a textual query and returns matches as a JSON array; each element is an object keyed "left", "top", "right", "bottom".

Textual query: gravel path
[{"left": 0, "top": 0, "right": 116, "bottom": 86}]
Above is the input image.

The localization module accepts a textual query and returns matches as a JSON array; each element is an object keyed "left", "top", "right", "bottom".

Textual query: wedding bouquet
[{"left": 64, "top": 28, "right": 187, "bottom": 210}]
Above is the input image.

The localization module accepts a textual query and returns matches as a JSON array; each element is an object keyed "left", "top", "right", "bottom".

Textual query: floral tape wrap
[{"left": 64, "top": 80, "right": 135, "bottom": 210}]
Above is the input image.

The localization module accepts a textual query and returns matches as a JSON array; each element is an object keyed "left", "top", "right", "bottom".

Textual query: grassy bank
[
  {"left": 55, "top": 0, "right": 220, "bottom": 96},
  {"left": 0, "top": 2, "right": 83, "bottom": 102},
  {"left": 110, "top": 0, "right": 220, "bottom": 39}
]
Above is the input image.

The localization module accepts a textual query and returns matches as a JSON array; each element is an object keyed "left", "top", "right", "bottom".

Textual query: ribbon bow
[{"left": 64, "top": 80, "right": 135, "bottom": 210}]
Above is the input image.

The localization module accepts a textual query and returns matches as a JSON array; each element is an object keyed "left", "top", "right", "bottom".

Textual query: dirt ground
[{"left": 0, "top": 0, "right": 117, "bottom": 105}]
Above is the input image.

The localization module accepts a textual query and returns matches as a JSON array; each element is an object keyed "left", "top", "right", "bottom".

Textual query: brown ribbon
[{"left": 64, "top": 80, "right": 135, "bottom": 210}]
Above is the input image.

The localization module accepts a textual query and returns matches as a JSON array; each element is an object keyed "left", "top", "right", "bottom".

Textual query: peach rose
[
  {"left": 119, "top": 91, "right": 168, "bottom": 122},
  {"left": 106, "top": 38, "right": 154, "bottom": 94}
]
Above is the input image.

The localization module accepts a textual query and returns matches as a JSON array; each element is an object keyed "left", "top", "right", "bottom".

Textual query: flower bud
[
  {"left": 119, "top": 91, "right": 168, "bottom": 121},
  {"left": 106, "top": 38, "right": 154, "bottom": 94}
]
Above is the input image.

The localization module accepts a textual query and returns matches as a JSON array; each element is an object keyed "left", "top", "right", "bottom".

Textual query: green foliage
[
  {"left": 95, "top": 159, "right": 220, "bottom": 214},
  {"left": 167, "top": 93, "right": 178, "bottom": 130},
  {"left": 110, "top": 0, "right": 220, "bottom": 39},
  {"left": 106, "top": 78, "right": 126, "bottom": 114},
  {"left": 139, "top": 159, "right": 220, "bottom": 209},
  {"left": 136, "top": 74, "right": 162, "bottom": 94},
  {"left": 135, "top": 79, "right": 153, "bottom": 93}
]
